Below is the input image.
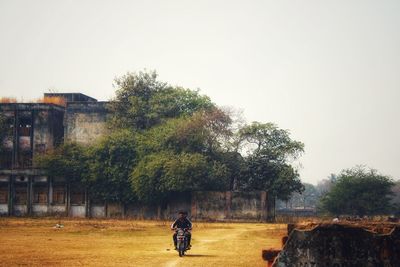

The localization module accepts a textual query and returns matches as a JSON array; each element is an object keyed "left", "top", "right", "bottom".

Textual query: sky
[{"left": 1, "top": 0, "right": 399, "bottom": 184}]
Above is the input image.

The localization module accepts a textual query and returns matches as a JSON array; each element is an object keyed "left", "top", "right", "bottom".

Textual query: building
[
  {"left": 0, "top": 92, "right": 275, "bottom": 220},
  {"left": 0, "top": 93, "right": 108, "bottom": 217}
]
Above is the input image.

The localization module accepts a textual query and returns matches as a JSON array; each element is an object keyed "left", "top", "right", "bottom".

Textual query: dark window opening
[
  {"left": 53, "top": 111, "right": 64, "bottom": 146},
  {"left": 18, "top": 152, "right": 32, "bottom": 168},
  {"left": 52, "top": 186, "right": 65, "bottom": 204},
  {"left": 0, "top": 151, "right": 12, "bottom": 169},
  {"left": 0, "top": 185, "right": 8, "bottom": 204},
  {"left": 6, "top": 117, "right": 14, "bottom": 136},
  {"left": 14, "top": 186, "right": 27, "bottom": 204},
  {"left": 70, "top": 187, "right": 85, "bottom": 205},
  {"left": 18, "top": 117, "right": 32, "bottom": 137},
  {"left": 33, "top": 185, "right": 48, "bottom": 204}
]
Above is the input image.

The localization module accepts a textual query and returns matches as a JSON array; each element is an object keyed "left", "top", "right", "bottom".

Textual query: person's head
[{"left": 178, "top": 211, "right": 185, "bottom": 220}]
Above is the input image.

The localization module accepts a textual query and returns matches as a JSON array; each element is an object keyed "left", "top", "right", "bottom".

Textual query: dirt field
[{"left": 0, "top": 218, "right": 286, "bottom": 267}]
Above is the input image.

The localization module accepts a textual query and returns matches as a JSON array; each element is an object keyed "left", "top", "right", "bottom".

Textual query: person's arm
[
  {"left": 171, "top": 219, "right": 178, "bottom": 230},
  {"left": 186, "top": 218, "right": 192, "bottom": 230}
]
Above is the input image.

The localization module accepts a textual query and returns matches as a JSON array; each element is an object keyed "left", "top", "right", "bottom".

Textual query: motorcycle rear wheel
[{"left": 178, "top": 243, "right": 185, "bottom": 257}]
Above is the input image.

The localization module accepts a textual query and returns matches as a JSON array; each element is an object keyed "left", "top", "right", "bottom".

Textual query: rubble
[{"left": 263, "top": 221, "right": 400, "bottom": 266}]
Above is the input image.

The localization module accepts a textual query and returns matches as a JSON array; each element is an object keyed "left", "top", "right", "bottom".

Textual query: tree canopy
[
  {"left": 35, "top": 142, "right": 90, "bottom": 184},
  {"left": 392, "top": 180, "right": 400, "bottom": 215},
  {"left": 320, "top": 166, "right": 395, "bottom": 216},
  {"left": 37, "top": 70, "right": 305, "bottom": 205},
  {"left": 237, "top": 122, "right": 304, "bottom": 200},
  {"left": 277, "top": 183, "right": 319, "bottom": 209},
  {"left": 87, "top": 130, "right": 137, "bottom": 203},
  {"left": 109, "top": 71, "right": 215, "bottom": 130}
]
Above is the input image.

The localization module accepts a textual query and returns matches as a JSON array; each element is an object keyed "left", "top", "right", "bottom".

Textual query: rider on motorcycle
[{"left": 171, "top": 211, "right": 192, "bottom": 250}]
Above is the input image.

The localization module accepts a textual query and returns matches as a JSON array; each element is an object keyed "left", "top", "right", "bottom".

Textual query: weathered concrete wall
[
  {"left": 90, "top": 205, "right": 106, "bottom": 218},
  {"left": 69, "top": 205, "right": 86, "bottom": 217},
  {"left": 0, "top": 204, "right": 8, "bottom": 215},
  {"left": 124, "top": 194, "right": 192, "bottom": 220},
  {"left": 0, "top": 177, "right": 273, "bottom": 220},
  {"left": 231, "top": 191, "right": 266, "bottom": 220},
  {"left": 13, "top": 204, "right": 27, "bottom": 216},
  {"left": 50, "top": 205, "right": 66, "bottom": 214},
  {"left": 33, "top": 109, "right": 64, "bottom": 155},
  {"left": 192, "top": 191, "right": 227, "bottom": 220},
  {"left": 192, "top": 191, "right": 269, "bottom": 221},
  {"left": 106, "top": 203, "right": 124, "bottom": 218},
  {"left": 273, "top": 224, "right": 400, "bottom": 267},
  {"left": 64, "top": 102, "right": 109, "bottom": 144},
  {"left": 125, "top": 204, "right": 160, "bottom": 219},
  {"left": 168, "top": 193, "right": 191, "bottom": 219},
  {"left": 32, "top": 204, "right": 48, "bottom": 215},
  {"left": 95, "top": 192, "right": 272, "bottom": 221}
]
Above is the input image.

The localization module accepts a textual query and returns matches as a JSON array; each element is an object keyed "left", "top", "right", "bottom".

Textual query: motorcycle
[{"left": 176, "top": 228, "right": 189, "bottom": 257}]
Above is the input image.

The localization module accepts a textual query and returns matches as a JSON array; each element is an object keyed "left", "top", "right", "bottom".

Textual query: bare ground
[{"left": 0, "top": 218, "right": 286, "bottom": 267}]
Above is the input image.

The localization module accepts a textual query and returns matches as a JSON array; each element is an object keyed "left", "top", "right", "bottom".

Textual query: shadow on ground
[{"left": 184, "top": 254, "right": 215, "bottom": 257}]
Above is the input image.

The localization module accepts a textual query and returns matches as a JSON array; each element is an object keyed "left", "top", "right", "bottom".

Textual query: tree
[
  {"left": 87, "top": 130, "right": 137, "bottom": 203},
  {"left": 316, "top": 174, "right": 337, "bottom": 196},
  {"left": 278, "top": 183, "right": 319, "bottom": 209},
  {"left": 36, "top": 70, "right": 307, "bottom": 209},
  {"left": 391, "top": 180, "right": 400, "bottom": 215},
  {"left": 238, "top": 122, "right": 304, "bottom": 161},
  {"left": 131, "top": 110, "right": 233, "bottom": 203},
  {"left": 238, "top": 122, "right": 305, "bottom": 200},
  {"left": 132, "top": 108, "right": 231, "bottom": 157},
  {"left": 109, "top": 70, "right": 215, "bottom": 130},
  {"left": 35, "top": 142, "right": 90, "bottom": 184},
  {"left": 320, "top": 166, "right": 395, "bottom": 216}
]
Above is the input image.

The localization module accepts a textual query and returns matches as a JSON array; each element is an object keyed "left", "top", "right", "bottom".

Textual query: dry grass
[
  {"left": 0, "top": 97, "right": 17, "bottom": 103},
  {"left": 0, "top": 218, "right": 286, "bottom": 267},
  {"left": 36, "top": 96, "right": 66, "bottom": 107},
  {"left": 0, "top": 96, "right": 66, "bottom": 106}
]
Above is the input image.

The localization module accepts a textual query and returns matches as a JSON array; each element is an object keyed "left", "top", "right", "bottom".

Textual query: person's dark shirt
[{"left": 171, "top": 218, "right": 192, "bottom": 229}]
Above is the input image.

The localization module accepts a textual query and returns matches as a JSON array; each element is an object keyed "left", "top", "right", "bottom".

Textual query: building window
[
  {"left": 70, "top": 187, "right": 85, "bottom": 205},
  {"left": 6, "top": 117, "right": 14, "bottom": 136},
  {"left": 52, "top": 186, "right": 65, "bottom": 204},
  {"left": 14, "top": 186, "right": 27, "bottom": 204},
  {"left": 0, "top": 151, "right": 12, "bottom": 169},
  {"left": 33, "top": 185, "right": 48, "bottom": 204},
  {"left": 0, "top": 186, "right": 8, "bottom": 204},
  {"left": 18, "top": 152, "right": 32, "bottom": 168},
  {"left": 18, "top": 116, "right": 32, "bottom": 137}
]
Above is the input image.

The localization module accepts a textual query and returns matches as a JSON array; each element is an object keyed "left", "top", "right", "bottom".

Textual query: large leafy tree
[
  {"left": 320, "top": 166, "right": 395, "bottom": 216},
  {"left": 109, "top": 70, "right": 215, "bottom": 130},
  {"left": 87, "top": 130, "right": 137, "bottom": 203},
  {"left": 36, "top": 70, "right": 306, "bottom": 209},
  {"left": 238, "top": 122, "right": 304, "bottom": 160},
  {"left": 392, "top": 180, "right": 400, "bottom": 215},
  {"left": 131, "top": 151, "right": 228, "bottom": 204},
  {"left": 238, "top": 122, "right": 304, "bottom": 200},
  {"left": 131, "top": 109, "right": 232, "bottom": 203}
]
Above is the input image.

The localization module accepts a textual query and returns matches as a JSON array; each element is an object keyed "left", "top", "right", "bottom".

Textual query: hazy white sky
[{"left": 1, "top": 0, "right": 399, "bottom": 184}]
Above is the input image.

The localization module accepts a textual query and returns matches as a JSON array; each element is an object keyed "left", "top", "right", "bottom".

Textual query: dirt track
[{"left": 0, "top": 218, "right": 286, "bottom": 267}]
